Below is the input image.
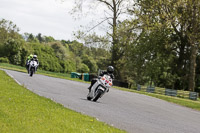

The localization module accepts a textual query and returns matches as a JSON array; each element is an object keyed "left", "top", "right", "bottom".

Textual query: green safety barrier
[
  {"left": 71, "top": 72, "right": 81, "bottom": 78},
  {"left": 71, "top": 72, "right": 90, "bottom": 81},
  {"left": 83, "top": 73, "right": 89, "bottom": 81}
]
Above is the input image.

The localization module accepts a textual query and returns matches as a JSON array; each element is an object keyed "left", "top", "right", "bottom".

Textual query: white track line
[{"left": 4, "top": 70, "right": 22, "bottom": 86}]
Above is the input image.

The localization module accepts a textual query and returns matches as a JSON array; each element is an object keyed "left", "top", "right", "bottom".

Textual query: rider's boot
[
  {"left": 88, "top": 86, "right": 92, "bottom": 92},
  {"left": 26, "top": 65, "right": 29, "bottom": 74}
]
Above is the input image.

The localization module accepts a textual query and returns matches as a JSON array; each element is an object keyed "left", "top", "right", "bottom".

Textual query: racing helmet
[
  {"left": 107, "top": 66, "right": 114, "bottom": 74},
  {"left": 30, "top": 54, "right": 33, "bottom": 58},
  {"left": 33, "top": 55, "right": 37, "bottom": 60}
]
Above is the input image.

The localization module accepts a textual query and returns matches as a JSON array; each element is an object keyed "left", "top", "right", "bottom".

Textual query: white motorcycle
[
  {"left": 87, "top": 74, "right": 113, "bottom": 102},
  {"left": 28, "top": 60, "right": 39, "bottom": 77}
]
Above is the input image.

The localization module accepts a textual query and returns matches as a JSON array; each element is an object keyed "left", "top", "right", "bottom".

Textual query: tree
[
  {"left": 74, "top": 31, "right": 110, "bottom": 49},
  {"left": 70, "top": 0, "right": 133, "bottom": 78},
  {"left": 26, "top": 33, "right": 39, "bottom": 43},
  {"left": 44, "top": 36, "right": 55, "bottom": 43},
  {"left": 82, "top": 55, "right": 98, "bottom": 73},
  {"left": 131, "top": 0, "right": 200, "bottom": 91},
  {"left": 0, "top": 19, "right": 20, "bottom": 44},
  {"left": 77, "top": 63, "right": 90, "bottom": 73},
  {"left": 49, "top": 42, "right": 69, "bottom": 60},
  {"left": 36, "top": 33, "right": 44, "bottom": 43},
  {"left": 4, "top": 38, "right": 23, "bottom": 64}
]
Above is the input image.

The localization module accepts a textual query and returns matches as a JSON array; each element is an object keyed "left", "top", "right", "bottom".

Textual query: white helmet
[{"left": 33, "top": 55, "right": 37, "bottom": 59}]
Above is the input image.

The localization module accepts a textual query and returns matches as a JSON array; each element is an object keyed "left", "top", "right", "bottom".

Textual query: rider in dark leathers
[{"left": 88, "top": 66, "right": 114, "bottom": 91}]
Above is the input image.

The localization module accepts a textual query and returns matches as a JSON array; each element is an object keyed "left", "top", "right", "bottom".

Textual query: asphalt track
[{"left": 3, "top": 69, "right": 200, "bottom": 133}]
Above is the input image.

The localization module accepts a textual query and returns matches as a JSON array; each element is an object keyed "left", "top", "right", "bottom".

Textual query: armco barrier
[
  {"left": 189, "top": 92, "right": 199, "bottom": 100},
  {"left": 147, "top": 87, "right": 155, "bottom": 93},
  {"left": 165, "top": 89, "right": 177, "bottom": 97},
  {"left": 137, "top": 85, "right": 199, "bottom": 100},
  {"left": 137, "top": 85, "right": 141, "bottom": 91}
]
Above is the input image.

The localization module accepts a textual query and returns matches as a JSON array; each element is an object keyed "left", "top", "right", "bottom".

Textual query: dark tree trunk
[
  {"left": 188, "top": 44, "right": 197, "bottom": 91},
  {"left": 188, "top": 0, "right": 199, "bottom": 92},
  {"left": 111, "top": 0, "right": 117, "bottom": 66},
  {"left": 111, "top": 0, "right": 121, "bottom": 79}
]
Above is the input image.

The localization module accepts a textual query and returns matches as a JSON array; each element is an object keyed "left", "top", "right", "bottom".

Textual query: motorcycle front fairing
[
  {"left": 29, "top": 60, "right": 38, "bottom": 72},
  {"left": 88, "top": 79, "right": 103, "bottom": 99},
  {"left": 89, "top": 80, "right": 109, "bottom": 98},
  {"left": 87, "top": 75, "right": 113, "bottom": 101}
]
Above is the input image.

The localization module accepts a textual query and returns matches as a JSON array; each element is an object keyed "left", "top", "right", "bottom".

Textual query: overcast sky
[{"left": 0, "top": 0, "right": 106, "bottom": 40}]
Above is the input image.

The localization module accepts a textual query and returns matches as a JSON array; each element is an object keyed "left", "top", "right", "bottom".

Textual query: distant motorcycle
[
  {"left": 28, "top": 60, "right": 38, "bottom": 77},
  {"left": 87, "top": 74, "right": 113, "bottom": 102}
]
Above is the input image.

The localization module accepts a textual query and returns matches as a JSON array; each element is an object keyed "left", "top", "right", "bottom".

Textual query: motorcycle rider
[
  {"left": 32, "top": 55, "right": 39, "bottom": 64},
  {"left": 26, "top": 54, "right": 39, "bottom": 73},
  {"left": 88, "top": 66, "right": 114, "bottom": 91},
  {"left": 26, "top": 54, "right": 33, "bottom": 71}
]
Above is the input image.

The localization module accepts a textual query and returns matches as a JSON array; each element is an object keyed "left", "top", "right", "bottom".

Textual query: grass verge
[
  {"left": 115, "top": 86, "right": 200, "bottom": 111},
  {"left": 0, "top": 70, "right": 125, "bottom": 133}
]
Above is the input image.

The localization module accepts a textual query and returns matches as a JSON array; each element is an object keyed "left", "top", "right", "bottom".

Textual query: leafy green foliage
[
  {"left": 3, "top": 0, "right": 200, "bottom": 94},
  {"left": 117, "top": 0, "right": 200, "bottom": 92},
  {"left": 81, "top": 55, "right": 97, "bottom": 73},
  {"left": 77, "top": 63, "right": 90, "bottom": 73},
  {"left": 0, "top": 57, "right": 9, "bottom": 63},
  {"left": 4, "top": 38, "right": 23, "bottom": 65},
  {"left": 0, "top": 18, "right": 110, "bottom": 74}
]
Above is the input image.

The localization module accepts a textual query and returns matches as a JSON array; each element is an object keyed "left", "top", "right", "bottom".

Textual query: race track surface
[{"left": 4, "top": 69, "right": 200, "bottom": 133}]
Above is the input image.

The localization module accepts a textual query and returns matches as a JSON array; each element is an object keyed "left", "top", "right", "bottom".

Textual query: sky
[{"left": 0, "top": 0, "right": 106, "bottom": 40}]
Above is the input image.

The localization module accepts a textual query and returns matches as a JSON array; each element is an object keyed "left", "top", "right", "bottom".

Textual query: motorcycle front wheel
[
  {"left": 87, "top": 95, "right": 92, "bottom": 100},
  {"left": 93, "top": 89, "right": 103, "bottom": 102},
  {"left": 30, "top": 67, "right": 34, "bottom": 77}
]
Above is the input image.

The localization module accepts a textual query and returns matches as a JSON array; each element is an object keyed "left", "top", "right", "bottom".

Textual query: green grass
[{"left": 0, "top": 70, "right": 125, "bottom": 133}]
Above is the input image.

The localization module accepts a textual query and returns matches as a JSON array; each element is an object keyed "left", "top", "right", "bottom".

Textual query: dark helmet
[{"left": 107, "top": 66, "right": 114, "bottom": 74}]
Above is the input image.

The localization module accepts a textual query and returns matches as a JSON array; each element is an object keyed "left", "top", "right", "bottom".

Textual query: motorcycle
[
  {"left": 28, "top": 60, "right": 38, "bottom": 77},
  {"left": 87, "top": 74, "right": 113, "bottom": 102}
]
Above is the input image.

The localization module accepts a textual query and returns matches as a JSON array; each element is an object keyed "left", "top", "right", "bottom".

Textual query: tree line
[
  {"left": 72, "top": 0, "right": 200, "bottom": 92},
  {"left": 1, "top": 0, "right": 200, "bottom": 92},
  {"left": 0, "top": 19, "right": 110, "bottom": 74}
]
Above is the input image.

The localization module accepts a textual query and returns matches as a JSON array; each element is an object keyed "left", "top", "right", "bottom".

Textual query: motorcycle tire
[
  {"left": 87, "top": 95, "right": 92, "bottom": 100},
  {"left": 93, "top": 89, "right": 103, "bottom": 102},
  {"left": 30, "top": 67, "right": 34, "bottom": 77}
]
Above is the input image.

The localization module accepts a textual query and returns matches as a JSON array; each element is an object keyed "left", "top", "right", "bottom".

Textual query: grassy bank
[{"left": 0, "top": 70, "right": 125, "bottom": 133}]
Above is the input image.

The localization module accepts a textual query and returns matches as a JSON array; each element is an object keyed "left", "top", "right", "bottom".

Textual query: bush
[
  {"left": 0, "top": 57, "right": 9, "bottom": 63},
  {"left": 82, "top": 55, "right": 97, "bottom": 73},
  {"left": 77, "top": 63, "right": 90, "bottom": 73}
]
